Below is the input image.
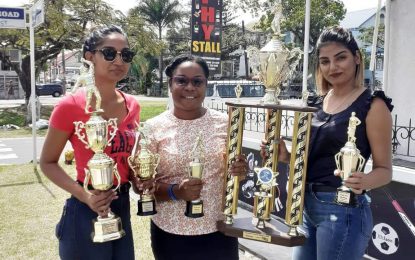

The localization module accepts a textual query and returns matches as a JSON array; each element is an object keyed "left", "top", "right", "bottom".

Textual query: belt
[
  {"left": 76, "top": 180, "right": 131, "bottom": 195},
  {"left": 305, "top": 183, "right": 338, "bottom": 193}
]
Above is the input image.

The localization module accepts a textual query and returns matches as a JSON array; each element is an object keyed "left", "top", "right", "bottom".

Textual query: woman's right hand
[
  {"left": 260, "top": 138, "right": 290, "bottom": 164},
  {"left": 82, "top": 189, "right": 118, "bottom": 217},
  {"left": 175, "top": 177, "right": 203, "bottom": 201}
]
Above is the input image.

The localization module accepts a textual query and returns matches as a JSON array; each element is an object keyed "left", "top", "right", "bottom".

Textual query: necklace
[{"left": 325, "top": 87, "right": 360, "bottom": 114}]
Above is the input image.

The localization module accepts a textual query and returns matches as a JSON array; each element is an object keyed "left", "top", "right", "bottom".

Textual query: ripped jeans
[{"left": 292, "top": 190, "right": 373, "bottom": 260}]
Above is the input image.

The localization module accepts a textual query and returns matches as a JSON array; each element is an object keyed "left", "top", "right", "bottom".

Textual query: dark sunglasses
[
  {"left": 172, "top": 76, "right": 206, "bottom": 87},
  {"left": 93, "top": 47, "right": 135, "bottom": 63}
]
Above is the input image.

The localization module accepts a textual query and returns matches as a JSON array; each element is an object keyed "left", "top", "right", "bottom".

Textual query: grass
[
  {"left": 0, "top": 101, "right": 167, "bottom": 138},
  {"left": 0, "top": 163, "right": 154, "bottom": 260}
]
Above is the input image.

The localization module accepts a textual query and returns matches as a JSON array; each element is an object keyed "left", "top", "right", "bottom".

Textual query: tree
[
  {"left": 231, "top": 0, "right": 346, "bottom": 50},
  {"left": 134, "top": 0, "right": 183, "bottom": 96},
  {"left": 0, "top": 0, "right": 123, "bottom": 105}
]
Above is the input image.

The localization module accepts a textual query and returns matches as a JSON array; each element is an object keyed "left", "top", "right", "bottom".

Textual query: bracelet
[{"left": 168, "top": 184, "right": 178, "bottom": 201}]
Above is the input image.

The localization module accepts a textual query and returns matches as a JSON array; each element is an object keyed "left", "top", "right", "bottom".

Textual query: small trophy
[
  {"left": 334, "top": 112, "right": 366, "bottom": 207},
  {"left": 73, "top": 61, "right": 125, "bottom": 243},
  {"left": 253, "top": 167, "right": 277, "bottom": 228},
  {"left": 128, "top": 122, "right": 160, "bottom": 216},
  {"left": 235, "top": 84, "right": 243, "bottom": 103},
  {"left": 185, "top": 133, "right": 205, "bottom": 218}
]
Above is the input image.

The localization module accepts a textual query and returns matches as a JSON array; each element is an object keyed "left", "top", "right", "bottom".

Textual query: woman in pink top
[
  {"left": 40, "top": 25, "right": 149, "bottom": 259},
  {"left": 146, "top": 54, "right": 248, "bottom": 260}
]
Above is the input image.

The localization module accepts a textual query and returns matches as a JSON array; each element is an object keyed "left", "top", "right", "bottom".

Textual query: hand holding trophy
[
  {"left": 185, "top": 132, "right": 205, "bottom": 218},
  {"left": 334, "top": 112, "right": 366, "bottom": 206},
  {"left": 128, "top": 122, "right": 160, "bottom": 216},
  {"left": 73, "top": 59, "right": 125, "bottom": 243}
]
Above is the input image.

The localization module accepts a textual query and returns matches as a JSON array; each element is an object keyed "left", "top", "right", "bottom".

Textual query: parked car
[{"left": 35, "top": 83, "right": 65, "bottom": 97}]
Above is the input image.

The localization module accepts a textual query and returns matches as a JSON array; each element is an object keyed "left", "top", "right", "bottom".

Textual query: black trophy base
[
  {"left": 137, "top": 200, "right": 157, "bottom": 216},
  {"left": 334, "top": 188, "right": 357, "bottom": 207},
  {"left": 217, "top": 217, "right": 306, "bottom": 247},
  {"left": 185, "top": 200, "right": 204, "bottom": 218}
]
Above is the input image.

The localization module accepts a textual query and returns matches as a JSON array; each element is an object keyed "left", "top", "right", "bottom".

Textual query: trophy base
[
  {"left": 334, "top": 188, "right": 357, "bottom": 207},
  {"left": 185, "top": 200, "right": 204, "bottom": 218},
  {"left": 91, "top": 213, "right": 126, "bottom": 243},
  {"left": 217, "top": 217, "right": 305, "bottom": 247},
  {"left": 137, "top": 199, "right": 157, "bottom": 216}
]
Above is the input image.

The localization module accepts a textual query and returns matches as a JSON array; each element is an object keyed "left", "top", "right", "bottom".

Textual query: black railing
[{"left": 207, "top": 102, "right": 415, "bottom": 158}]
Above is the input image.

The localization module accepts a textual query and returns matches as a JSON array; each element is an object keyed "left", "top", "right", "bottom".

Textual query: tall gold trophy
[
  {"left": 217, "top": 2, "right": 315, "bottom": 246},
  {"left": 73, "top": 59, "right": 125, "bottom": 243},
  {"left": 334, "top": 112, "right": 366, "bottom": 206},
  {"left": 128, "top": 122, "right": 160, "bottom": 216},
  {"left": 185, "top": 133, "right": 205, "bottom": 218}
]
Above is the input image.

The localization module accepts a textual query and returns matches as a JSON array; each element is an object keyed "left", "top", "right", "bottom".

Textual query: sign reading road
[{"left": 0, "top": 7, "right": 26, "bottom": 29}]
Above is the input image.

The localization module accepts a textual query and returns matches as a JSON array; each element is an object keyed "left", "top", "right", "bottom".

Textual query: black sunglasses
[
  {"left": 172, "top": 76, "right": 206, "bottom": 88},
  {"left": 93, "top": 47, "right": 135, "bottom": 63}
]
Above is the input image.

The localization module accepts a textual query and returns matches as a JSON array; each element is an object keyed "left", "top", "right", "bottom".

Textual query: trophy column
[{"left": 285, "top": 111, "right": 313, "bottom": 236}]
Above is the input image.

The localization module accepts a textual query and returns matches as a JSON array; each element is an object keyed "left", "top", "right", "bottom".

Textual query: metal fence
[{"left": 206, "top": 102, "right": 415, "bottom": 158}]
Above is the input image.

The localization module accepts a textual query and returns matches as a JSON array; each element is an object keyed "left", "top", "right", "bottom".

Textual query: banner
[
  {"left": 0, "top": 7, "right": 26, "bottom": 29},
  {"left": 191, "top": 0, "right": 222, "bottom": 76}
]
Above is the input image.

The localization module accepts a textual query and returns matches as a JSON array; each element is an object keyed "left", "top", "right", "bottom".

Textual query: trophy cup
[
  {"left": 334, "top": 112, "right": 366, "bottom": 207},
  {"left": 73, "top": 60, "right": 125, "bottom": 243},
  {"left": 246, "top": 2, "right": 302, "bottom": 105},
  {"left": 185, "top": 133, "right": 205, "bottom": 218},
  {"left": 128, "top": 122, "right": 160, "bottom": 216}
]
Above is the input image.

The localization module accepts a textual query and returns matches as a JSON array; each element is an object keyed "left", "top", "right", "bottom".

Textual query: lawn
[
  {"left": 0, "top": 101, "right": 167, "bottom": 138},
  {"left": 0, "top": 163, "right": 154, "bottom": 260}
]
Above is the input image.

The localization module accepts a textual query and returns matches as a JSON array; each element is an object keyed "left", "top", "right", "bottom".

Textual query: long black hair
[{"left": 82, "top": 25, "right": 128, "bottom": 58}]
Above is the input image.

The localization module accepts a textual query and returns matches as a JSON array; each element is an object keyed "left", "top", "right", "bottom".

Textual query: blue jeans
[
  {"left": 292, "top": 190, "right": 373, "bottom": 260},
  {"left": 56, "top": 193, "right": 134, "bottom": 260}
]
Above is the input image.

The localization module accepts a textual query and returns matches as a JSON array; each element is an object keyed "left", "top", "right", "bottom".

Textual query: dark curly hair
[
  {"left": 165, "top": 54, "right": 209, "bottom": 79},
  {"left": 82, "top": 25, "right": 128, "bottom": 58}
]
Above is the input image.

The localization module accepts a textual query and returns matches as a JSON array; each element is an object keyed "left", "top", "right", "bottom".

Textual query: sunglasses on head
[
  {"left": 172, "top": 76, "right": 206, "bottom": 88},
  {"left": 93, "top": 47, "right": 135, "bottom": 63}
]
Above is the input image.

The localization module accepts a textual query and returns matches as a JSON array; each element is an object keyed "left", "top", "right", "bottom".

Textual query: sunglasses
[
  {"left": 93, "top": 47, "right": 135, "bottom": 63},
  {"left": 172, "top": 76, "right": 206, "bottom": 87}
]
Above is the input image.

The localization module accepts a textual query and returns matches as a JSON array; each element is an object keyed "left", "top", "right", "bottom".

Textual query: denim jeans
[
  {"left": 292, "top": 190, "right": 373, "bottom": 260},
  {"left": 56, "top": 193, "right": 134, "bottom": 260}
]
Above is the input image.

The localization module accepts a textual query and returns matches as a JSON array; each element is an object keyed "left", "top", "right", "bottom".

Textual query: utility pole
[{"left": 242, "top": 20, "right": 249, "bottom": 78}]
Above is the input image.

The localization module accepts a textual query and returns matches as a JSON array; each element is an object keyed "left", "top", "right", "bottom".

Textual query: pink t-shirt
[
  {"left": 49, "top": 89, "right": 140, "bottom": 184},
  {"left": 146, "top": 109, "right": 228, "bottom": 235}
]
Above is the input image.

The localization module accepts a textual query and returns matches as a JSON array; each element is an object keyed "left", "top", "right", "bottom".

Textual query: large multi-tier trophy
[
  {"left": 246, "top": 2, "right": 302, "bottom": 105},
  {"left": 217, "top": 1, "right": 317, "bottom": 246},
  {"left": 128, "top": 122, "right": 160, "bottom": 216},
  {"left": 73, "top": 59, "right": 125, "bottom": 243},
  {"left": 185, "top": 133, "right": 205, "bottom": 218},
  {"left": 334, "top": 112, "right": 366, "bottom": 206}
]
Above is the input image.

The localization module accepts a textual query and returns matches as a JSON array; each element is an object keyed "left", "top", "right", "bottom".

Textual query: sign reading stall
[{"left": 191, "top": 0, "right": 222, "bottom": 76}]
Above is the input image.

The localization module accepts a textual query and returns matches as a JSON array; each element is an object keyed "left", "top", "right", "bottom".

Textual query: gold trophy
[
  {"left": 253, "top": 167, "right": 277, "bottom": 228},
  {"left": 185, "top": 133, "right": 205, "bottom": 218},
  {"left": 334, "top": 112, "right": 366, "bottom": 207},
  {"left": 73, "top": 59, "right": 125, "bottom": 243},
  {"left": 128, "top": 122, "right": 160, "bottom": 216}
]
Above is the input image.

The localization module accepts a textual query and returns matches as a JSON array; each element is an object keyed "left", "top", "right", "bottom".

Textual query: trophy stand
[
  {"left": 73, "top": 59, "right": 126, "bottom": 243},
  {"left": 128, "top": 122, "right": 160, "bottom": 216},
  {"left": 334, "top": 112, "right": 366, "bottom": 207},
  {"left": 185, "top": 133, "right": 205, "bottom": 218},
  {"left": 217, "top": 102, "right": 316, "bottom": 246}
]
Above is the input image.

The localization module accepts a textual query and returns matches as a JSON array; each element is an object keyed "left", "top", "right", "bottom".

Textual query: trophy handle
[
  {"left": 83, "top": 168, "right": 93, "bottom": 195},
  {"left": 112, "top": 164, "right": 121, "bottom": 191},
  {"left": 357, "top": 154, "right": 366, "bottom": 172},
  {"left": 153, "top": 154, "right": 161, "bottom": 175},
  {"left": 74, "top": 121, "right": 90, "bottom": 149},
  {"left": 334, "top": 152, "right": 342, "bottom": 171},
  {"left": 106, "top": 118, "right": 118, "bottom": 146}
]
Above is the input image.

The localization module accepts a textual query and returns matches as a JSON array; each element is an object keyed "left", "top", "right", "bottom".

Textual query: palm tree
[{"left": 135, "top": 0, "right": 182, "bottom": 96}]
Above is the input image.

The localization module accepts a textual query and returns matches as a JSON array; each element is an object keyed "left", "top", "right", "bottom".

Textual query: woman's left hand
[
  {"left": 229, "top": 154, "right": 248, "bottom": 181},
  {"left": 336, "top": 170, "right": 366, "bottom": 194},
  {"left": 130, "top": 175, "right": 157, "bottom": 195}
]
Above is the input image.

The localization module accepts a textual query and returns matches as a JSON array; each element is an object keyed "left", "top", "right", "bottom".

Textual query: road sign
[
  {"left": 0, "top": 7, "right": 26, "bottom": 29},
  {"left": 31, "top": 0, "right": 44, "bottom": 28}
]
